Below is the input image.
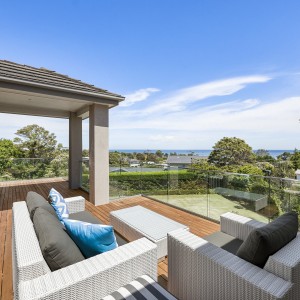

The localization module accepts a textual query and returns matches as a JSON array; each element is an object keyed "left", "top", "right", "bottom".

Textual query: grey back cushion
[
  {"left": 33, "top": 207, "right": 85, "bottom": 271},
  {"left": 237, "top": 212, "right": 298, "bottom": 268},
  {"left": 26, "top": 191, "right": 56, "bottom": 220}
]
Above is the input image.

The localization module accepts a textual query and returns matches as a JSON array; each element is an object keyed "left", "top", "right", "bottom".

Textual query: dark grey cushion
[
  {"left": 70, "top": 211, "right": 127, "bottom": 247},
  {"left": 237, "top": 212, "right": 298, "bottom": 268},
  {"left": 26, "top": 191, "right": 56, "bottom": 220},
  {"left": 70, "top": 211, "right": 103, "bottom": 224},
  {"left": 203, "top": 231, "right": 243, "bottom": 255},
  {"left": 33, "top": 207, "right": 85, "bottom": 271}
]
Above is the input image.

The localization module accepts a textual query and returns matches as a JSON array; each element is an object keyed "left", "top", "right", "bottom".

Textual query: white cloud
[
  {"left": 120, "top": 88, "right": 160, "bottom": 107},
  {"left": 149, "top": 134, "right": 175, "bottom": 141},
  {"left": 110, "top": 92, "right": 300, "bottom": 149},
  {"left": 111, "top": 75, "right": 271, "bottom": 131},
  {"left": 121, "top": 96, "right": 297, "bottom": 132},
  {"left": 139, "top": 75, "right": 271, "bottom": 115}
]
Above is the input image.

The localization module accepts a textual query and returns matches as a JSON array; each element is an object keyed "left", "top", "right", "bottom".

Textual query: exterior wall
[
  {"left": 69, "top": 112, "right": 82, "bottom": 189},
  {"left": 89, "top": 104, "right": 109, "bottom": 205}
]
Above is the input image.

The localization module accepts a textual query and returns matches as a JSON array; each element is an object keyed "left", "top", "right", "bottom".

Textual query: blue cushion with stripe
[{"left": 48, "top": 188, "right": 69, "bottom": 221}]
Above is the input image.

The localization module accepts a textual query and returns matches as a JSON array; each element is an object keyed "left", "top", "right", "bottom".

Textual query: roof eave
[{"left": 0, "top": 76, "right": 125, "bottom": 103}]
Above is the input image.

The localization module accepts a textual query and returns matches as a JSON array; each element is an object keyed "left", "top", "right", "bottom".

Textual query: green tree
[
  {"left": 229, "top": 175, "right": 250, "bottom": 190},
  {"left": 272, "top": 161, "right": 295, "bottom": 178},
  {"left": 147, "top": 153, "right": 158, "bottom": 162},
  {"left": 255, "top": 149, "right": 270, "bottom": 157},
  {"left": 0, "top": 139, "right": 21, "bottom": 176},
  {"left": 136, "top": 153, "right": 145, "bottom": 161},
  {"left": 109, "top": 152, "right": 123, "bottom": 166},
  {"left": 256, "top": 161, "right": 275, "bottom": 174},
  {"left": 0, "top": 138, "right": 20, "bottom": 158},
  {"left": 277, "top": 152, "right": 292, "bottom": 161},
  {"left": 191, "top": 159, "right": 218, "bottom": 171},
  {"left": 255, "top": 149, "right": 275, "bottom": 162},
  {"left": 155, "top": 150, "right": 163, "bottom": 158},
  {"left": 14, "top": 124, "right": 58, "bottom": 158},
  {"left": 208, "top": 137, "right": 255, "bottom": 167},
  {"left": 45, "top": 152, "right": 69, "bottom": 177},
  {"left": 82, "top": 149, "right": 89, "bottom": 157},
  {"left": 290, "top": 149, "right": 300, "bottom": 170},
  {"left": 236, "top": 164, "right": 264, "bottom": 176}
]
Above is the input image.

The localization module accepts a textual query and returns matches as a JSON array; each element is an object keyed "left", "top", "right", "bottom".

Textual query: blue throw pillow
[
  {"left": 48, "top": 188, "right": 69, "bottom": 221},
  {"left": 63, "top": 219, "right": 118, "bottom": 258}
]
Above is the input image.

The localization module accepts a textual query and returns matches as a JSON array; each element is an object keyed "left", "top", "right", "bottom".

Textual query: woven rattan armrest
[
  {"left": 65, "top": 196, "right": 85, "bottom": 214},
  {"left": 220, "top": 212, "right": 265, "bottom": 241},
  {"left": 168, "top": 229, "right": 293, "bottom": 300},
  {"left": 264, "top": 233, "right": 300, "bottom": 297},
  {"left": 18, "top": 238, "right": 157, "bottom": 300}
]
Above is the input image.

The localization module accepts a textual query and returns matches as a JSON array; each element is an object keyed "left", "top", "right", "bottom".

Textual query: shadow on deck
[{"left": 0, "top": 178, "right": 220, "bottom": 299}]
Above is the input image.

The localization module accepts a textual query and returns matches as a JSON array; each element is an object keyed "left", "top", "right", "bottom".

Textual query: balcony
[
  {"left": 0, "top": 177, "right": 220, "bottom": 299},
  {"left": 81, "top": 160, "right": 300, "bottom": 224},
  {"left": 1, "top": 158, "right": 300, "bottom": 298}
]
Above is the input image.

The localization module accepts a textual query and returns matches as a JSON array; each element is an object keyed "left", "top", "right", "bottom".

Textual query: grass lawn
[{"left": 150, "top": 193, "right": 269, "bottom": 222}]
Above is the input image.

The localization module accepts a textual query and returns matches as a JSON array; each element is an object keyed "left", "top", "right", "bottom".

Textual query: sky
[{"left": 0, "top": 0, "right": 300, "bottom": 150}]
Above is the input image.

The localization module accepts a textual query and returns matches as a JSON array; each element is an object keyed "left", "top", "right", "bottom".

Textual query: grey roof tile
[{"left": 0, "top": 60, "right": 123, "bottom": 98}]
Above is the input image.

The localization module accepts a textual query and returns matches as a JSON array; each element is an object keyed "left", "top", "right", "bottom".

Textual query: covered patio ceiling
[{"left": 0, "top": 60, "right": 125, "bottom": 205}]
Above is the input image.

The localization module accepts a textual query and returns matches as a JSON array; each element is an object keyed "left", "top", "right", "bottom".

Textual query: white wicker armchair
[
  {"left": 168, "top": 212, "right": 300, "bottom": 300},
  {"left": 12, "top": 197, "right": 158, "bottom": 300}
]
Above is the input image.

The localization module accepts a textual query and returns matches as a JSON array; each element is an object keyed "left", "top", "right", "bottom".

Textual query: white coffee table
[{"left": 110, "top": 205, "right": 189, "bottom": 260}]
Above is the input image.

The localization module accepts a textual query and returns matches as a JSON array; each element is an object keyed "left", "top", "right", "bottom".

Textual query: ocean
[{"left": 110, "top": 149, "right": 295, "bottom": 158}]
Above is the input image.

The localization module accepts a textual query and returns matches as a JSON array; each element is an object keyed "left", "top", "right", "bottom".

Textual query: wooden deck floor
[{"left": 0, "top": 178, "right": 219, "bottom": 299}]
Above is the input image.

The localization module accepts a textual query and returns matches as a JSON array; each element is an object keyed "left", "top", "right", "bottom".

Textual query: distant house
[
  {"left": 166, "top": 155, "right": 207, "bottom": 169},
  {"left": 129, "top": 159, "right": 140, "bottom": 167},
  {"left": 296, "top": 169, "right": 300, "bottom": 180},
  {"left": 130, "top": 163, "right": 140, "bottom": 167}
]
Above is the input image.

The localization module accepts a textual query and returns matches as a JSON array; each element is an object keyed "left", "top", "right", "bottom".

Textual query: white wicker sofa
[
  {"left": 12, "top": 195, "right": 163, "bottom": 300},
  {"left": 168, "top": 212, "right": 300, "bottom": 300}
]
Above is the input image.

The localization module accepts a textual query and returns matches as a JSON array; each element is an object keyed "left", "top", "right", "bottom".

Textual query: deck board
[{"left": 0, "top": 178, "right": 219, "bottom": 299}]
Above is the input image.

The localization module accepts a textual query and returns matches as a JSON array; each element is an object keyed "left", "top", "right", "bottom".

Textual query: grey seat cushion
[
  {"left": 70, "top": 211, "right": 103, "bottom": 224},
  {"left": 237, "top": 212, "right": 298, "bottom": 268},
  {"left": 26, "top": 191, "right": 56, "bottom": 219},
  {"left": 33, "top": 207, "right": 85, "bottom": 271},
  {"left": 203, "top": 231, "right": 243, "bottom": 255},
  {"left": 70, "top": 211, "right": 127, "bottom": 247}
]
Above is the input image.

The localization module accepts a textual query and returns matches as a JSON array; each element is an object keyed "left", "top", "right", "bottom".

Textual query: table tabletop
[{"left": 110, "top": 205, "right": 188, "bottom": 241}]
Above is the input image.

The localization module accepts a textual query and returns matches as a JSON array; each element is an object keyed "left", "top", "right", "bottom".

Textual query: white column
[
  {"left": 69, "top": 112, "right": 82, "bottom": 189},
  {"left": 89, "top": 104, "right": 109, "bottom": 205}
]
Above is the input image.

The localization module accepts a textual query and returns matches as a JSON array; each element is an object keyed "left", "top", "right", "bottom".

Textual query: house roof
[
  {"left": 110, "top": 167, "right": 129, "bottom": 173},
  {"left": 0, "top": 60, "right": 125, "bottom": 118},
  {"left": 0, "top": 60, "right": 123, "bottom": 98},
  {"left": 129, "top": 159, "right": 140, "bottom": 163},
  {"left": 167, "top": 155, "right": 207, "bottom": 164}
]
